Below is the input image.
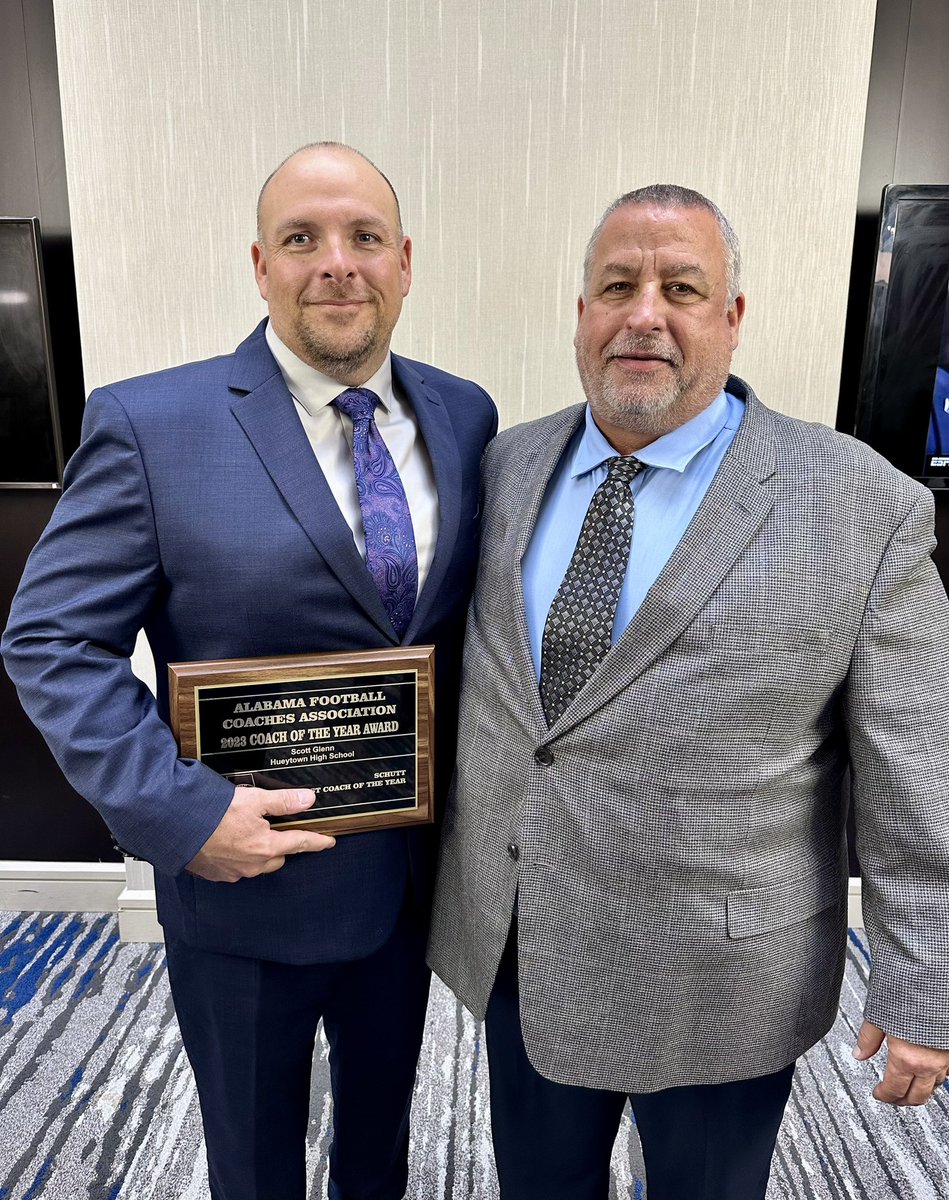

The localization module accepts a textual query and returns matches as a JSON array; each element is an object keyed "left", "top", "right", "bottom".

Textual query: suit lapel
[
  {"left": 548, "top": 385, "right": 778, "bottom": 735},
  {"left": 510, "top": 406, "right": 589, "bottom": 564},
  {"left": 227, "top": 324, "right": 395, "bottom": 642},
  {"left": 392, "top": 356, "right": 463, "bottom": 641}
]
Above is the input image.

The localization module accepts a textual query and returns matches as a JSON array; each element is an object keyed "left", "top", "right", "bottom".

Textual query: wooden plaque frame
[{"left": 169, "top": 645, "right": 434, "bottom": 835}]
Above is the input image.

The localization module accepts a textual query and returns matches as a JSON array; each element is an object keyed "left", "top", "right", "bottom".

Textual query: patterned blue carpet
[{"left": 0, "top": 912, "right": 947, "bottom": 1198}]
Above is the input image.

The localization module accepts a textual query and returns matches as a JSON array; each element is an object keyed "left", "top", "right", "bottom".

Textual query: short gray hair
[
  {"left": 582, "top": 184, "right": 741, "bottom": 305},
  {"left": 255, "top": 141, "right": 403, "bottom": 242}
]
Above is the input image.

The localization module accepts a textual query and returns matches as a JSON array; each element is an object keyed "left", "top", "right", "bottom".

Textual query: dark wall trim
[{"left": 0, "top": 0, "right": 117, "bottom": 861}]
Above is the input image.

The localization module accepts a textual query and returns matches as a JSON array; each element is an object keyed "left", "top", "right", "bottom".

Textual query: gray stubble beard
[{"left": 575, "top": 339, "right": 729, "bottom": 441}]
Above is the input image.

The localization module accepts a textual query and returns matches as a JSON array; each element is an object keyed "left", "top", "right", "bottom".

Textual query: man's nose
[
  {"left": 623, "top": 287, "right": 664, "bottom": 332},
  {"left": 317, "top": 238, "right": 356, "bottom": 279}
]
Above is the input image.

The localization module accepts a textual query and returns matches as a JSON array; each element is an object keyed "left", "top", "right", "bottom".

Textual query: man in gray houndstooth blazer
[{"left": 427, "top": 185, "right": 949, "bottom": 1200}]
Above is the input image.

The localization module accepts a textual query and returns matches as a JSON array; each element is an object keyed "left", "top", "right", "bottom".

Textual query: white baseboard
[
  {"left": 117, "top": 901, "right": 163, "bottom": 943},
  {"left": 0, "top": 861, "right": 125, "bottom": 912},
  {"left": 847, "top": 877, "right": 864, "bottom": 930},
  {"left": 0, "top": 864, "right": 866, "bottom": 943},
  {"left": 117, "top": 858, "right": 162, "bottom": 942}
]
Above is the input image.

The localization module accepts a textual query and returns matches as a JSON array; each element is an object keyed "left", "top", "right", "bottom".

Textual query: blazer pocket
[
  {"left": 726, "top": 858, "right": 845, "bottom": 939},
  {"left": 702, "top": 617, "right": 832, "bottom": 658}
]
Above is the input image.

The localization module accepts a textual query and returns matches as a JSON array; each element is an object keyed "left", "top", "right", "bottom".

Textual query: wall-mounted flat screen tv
[
  {"left": 854, "top": 185, "right": 949, "bottom": 484},
  {"left": 0, "top": 217, "right": 63, "bottom": 487}
]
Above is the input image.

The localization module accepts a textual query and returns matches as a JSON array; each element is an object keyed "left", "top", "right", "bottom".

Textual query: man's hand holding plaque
[{"left": 186, "top": 786, "right": 337, "bottom": 882}]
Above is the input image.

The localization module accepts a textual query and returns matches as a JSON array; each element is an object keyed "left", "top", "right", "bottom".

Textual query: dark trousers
[
  {"left": 164, "top": 903, "right": 431, "bottom": 1200},
  {"left": 485, "top": 933, "right": 795, "bottom": 1200}
]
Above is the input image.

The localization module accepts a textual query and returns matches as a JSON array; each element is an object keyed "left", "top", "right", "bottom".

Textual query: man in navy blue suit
[{"left": 2, "top": 143, "right": 497, "bottom": 1200}]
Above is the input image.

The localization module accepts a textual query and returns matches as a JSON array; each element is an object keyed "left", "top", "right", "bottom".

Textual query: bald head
[{"left": 257, "top": 142, "right": 402, "bottom": 240}]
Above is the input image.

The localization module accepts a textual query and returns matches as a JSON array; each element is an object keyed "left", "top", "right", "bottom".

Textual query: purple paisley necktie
[{"left": 333, "top": 388, "right": 418, "bottom": 637}]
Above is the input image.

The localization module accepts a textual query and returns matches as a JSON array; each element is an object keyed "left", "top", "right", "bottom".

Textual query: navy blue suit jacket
[{"left": 2, "top": 321, "right": 497, "bottom": 963}]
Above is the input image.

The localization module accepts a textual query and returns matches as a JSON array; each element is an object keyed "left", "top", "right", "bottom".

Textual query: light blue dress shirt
[{"left": 522, "top": 390, "right": 745, "bottom": 680}]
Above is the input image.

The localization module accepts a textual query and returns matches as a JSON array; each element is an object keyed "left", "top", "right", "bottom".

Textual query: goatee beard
[{"left": 297, "top": 324, "right": 378, "bottom": 377}]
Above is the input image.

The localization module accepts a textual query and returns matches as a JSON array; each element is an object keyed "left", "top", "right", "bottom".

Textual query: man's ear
[
  {"left": 400, "top": 236, "right": 413, "bottom": 299},
  {"left": 252, "top": 242, "right": 269, "bottom": 300},
  {"left": 573, "top": 296, "right": 587, "bottom": 350},
  {"left": 727, "top": 292, "right": 746, "bottom": 350}
]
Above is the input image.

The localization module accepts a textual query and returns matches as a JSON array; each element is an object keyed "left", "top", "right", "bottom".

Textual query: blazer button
[
  {"left": 507, "top": 842, "right": 520, "bottom": 862},
  {"left": 534, "top": 745, "right": 554, "bottom": 766}
]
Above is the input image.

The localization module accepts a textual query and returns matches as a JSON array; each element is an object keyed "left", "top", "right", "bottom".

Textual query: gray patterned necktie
[{"left": 539, "top": 454, "right": 646, "bottom": 725}]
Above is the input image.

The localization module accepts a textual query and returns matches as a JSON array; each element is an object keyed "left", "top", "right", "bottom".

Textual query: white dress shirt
[{"left": 265, "top": 321, "right": 439, "bottom": 593}]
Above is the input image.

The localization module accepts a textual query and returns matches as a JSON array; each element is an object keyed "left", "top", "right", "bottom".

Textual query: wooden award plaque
[{"left": 168, "top": 645, "right": 434, "bottom": 835}]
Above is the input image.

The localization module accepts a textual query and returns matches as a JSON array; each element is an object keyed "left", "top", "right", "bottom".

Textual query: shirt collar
[
  {"left": 265, "top": 320, "right": 394, "bottom": 417},
  {"left": 572, "top": 389, "right": 735, "bottom": 479}
]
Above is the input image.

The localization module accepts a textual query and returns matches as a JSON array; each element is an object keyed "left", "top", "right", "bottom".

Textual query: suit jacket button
[
  {"left": 534, "top": 745, "right": 554, "bottom": 765},
  {"left": 507, "top": 842, "right": 520, "bottom": 862}
]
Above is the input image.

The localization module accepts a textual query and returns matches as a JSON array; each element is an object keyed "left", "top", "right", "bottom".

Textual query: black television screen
[
  {"left": 0, "top": 217, "right": 63, "bottom": 486},
  {"left": 927, "top": 293, "right": 949, "bottom": 468},
  {"left": 854, "top": 185, "right": 949, "bottom": 483}
]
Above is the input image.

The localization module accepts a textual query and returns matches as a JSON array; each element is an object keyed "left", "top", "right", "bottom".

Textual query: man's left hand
[{"left": 854, "top": 1020, "right": 949, "bottom": 1105}]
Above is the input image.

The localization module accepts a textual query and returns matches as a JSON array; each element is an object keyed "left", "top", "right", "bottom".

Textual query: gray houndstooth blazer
[{"left": 427, "top": 375, "right": 949, "bottom": 1094}]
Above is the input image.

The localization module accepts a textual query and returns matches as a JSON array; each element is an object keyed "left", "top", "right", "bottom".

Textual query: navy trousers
[
  {"left": 164, "top": 901, "right": 430, "bottom": 1200},
  {"left": 485, "top": 932, "right": 795, "bottom": 1200}
]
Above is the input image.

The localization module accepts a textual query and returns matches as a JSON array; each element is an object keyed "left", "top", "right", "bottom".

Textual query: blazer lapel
[
  {"left": 227, "top": 324, "right": 395, "bottom": 642},
  {"left": 508, "top": 405, "right": 589, "bottom": 729},
  {"left": 510, "top": 405, "right": 589, "bottom": 564},
  {"left": 548, "top": 384, "right": 778, "bottom": 735},
  {"left": 392, "top": 356, "right": 463, "bottom": 641}
]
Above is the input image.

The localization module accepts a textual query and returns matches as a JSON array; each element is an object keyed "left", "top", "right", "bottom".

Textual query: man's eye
[
  {"left": 604, "top": 281, "right": 630, "bottom": 293},
  {"left": 668, "top": 283, "right": 696, "bottom": 295},
  {"left": 288, "top": 233, "right": 311, "bottom": 246},
  {"left": 355, "top": 232, "right": 380, "bottom": 244}
]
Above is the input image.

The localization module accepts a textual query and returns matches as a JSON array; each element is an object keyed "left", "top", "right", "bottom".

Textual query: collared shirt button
[
  {"left": 534, "top": 745, "right": 554, "bottom": 765},
  {"left": 507, "top": 842, "right": 520, "bottom": 862}
]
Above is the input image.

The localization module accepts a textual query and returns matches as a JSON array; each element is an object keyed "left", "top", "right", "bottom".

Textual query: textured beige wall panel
[{"left": 53, "top": 0, "right": 876, "bottom": 427}]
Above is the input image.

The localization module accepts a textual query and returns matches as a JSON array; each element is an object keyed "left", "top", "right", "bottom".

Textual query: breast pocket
[{"left": 646, "top": 616, "right": 837, "bottom": 741}]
